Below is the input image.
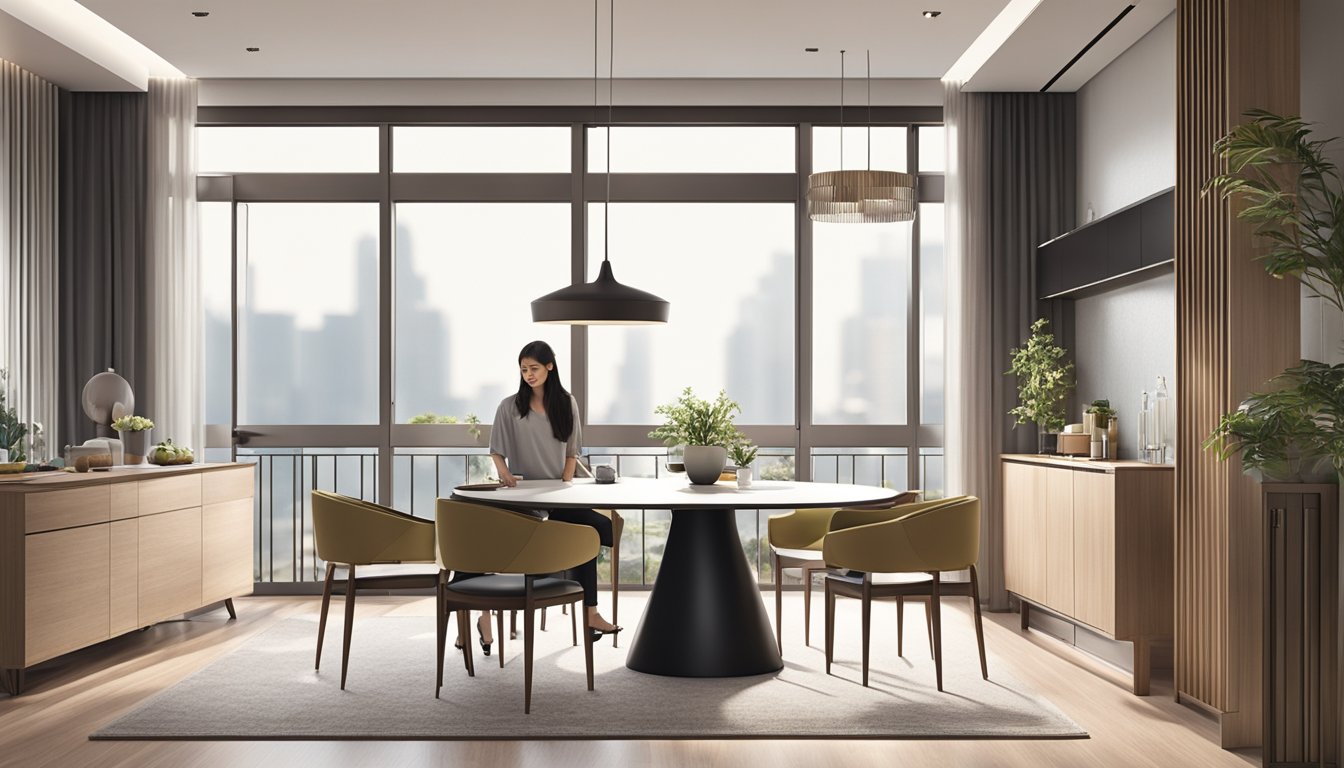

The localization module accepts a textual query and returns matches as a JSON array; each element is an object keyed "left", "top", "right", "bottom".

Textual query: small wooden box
[{"left": 1056, "top": 433, "right": 1091, "bottom": 456}]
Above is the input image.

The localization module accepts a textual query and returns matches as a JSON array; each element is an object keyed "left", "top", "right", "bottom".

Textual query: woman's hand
[{"left": 500, "top": 471, "right": 519, "bottom": 487}]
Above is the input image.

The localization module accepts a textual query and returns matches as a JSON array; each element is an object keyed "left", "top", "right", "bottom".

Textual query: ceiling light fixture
[
  {"left": 191, "top": 11, "right": 209, "bottom": 17},
  {"left": 530, "top": 0, "right": 669, "bottom": 325},
  {"left": 245, "top": 46, "right": 260, "bottom": 52},
  {"left": 923, "top": 10, "right": 942, "bottom": 18},
  {"left": 806, "top": 50, "right": 916, "bottom": 224}
]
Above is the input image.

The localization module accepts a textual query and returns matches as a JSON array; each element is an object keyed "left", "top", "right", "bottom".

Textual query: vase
[
  {"left": 120, "top": 429, "right": 152, "bottom": 465},
  {"left": 683, "top": 445, "right": 728, "bottom": 485},
  {"left": 1037, "top": 431, "right": 1059, "bottom": 456},
  {"left": 736, "top": 466, "right": 753, "bottom": 489}
]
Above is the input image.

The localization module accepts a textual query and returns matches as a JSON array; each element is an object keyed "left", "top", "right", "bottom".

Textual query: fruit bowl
[
  {"left": 0, "top": 461, "right": 27, "bottom": 474},
  {"left": 148, "top": 455, "right": 194, "bottom": 466}
]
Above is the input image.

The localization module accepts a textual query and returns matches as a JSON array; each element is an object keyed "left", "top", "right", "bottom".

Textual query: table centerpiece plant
[
  {"left": 729, "top": 440, "right": 759, "bottom": 488},
  {"left": 649, "top": 388, "right": 746, "bottom": 485},
  {"left": 111, "top": 414, "right": 155, "bottom": 465},
  {"left": 1007, "top": 318, "right": 1075, "bottom": 455}
]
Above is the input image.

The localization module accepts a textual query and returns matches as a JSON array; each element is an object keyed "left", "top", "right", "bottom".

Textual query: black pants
[{"left": 450, "top": 507, "right": 612, "bottom": 608}]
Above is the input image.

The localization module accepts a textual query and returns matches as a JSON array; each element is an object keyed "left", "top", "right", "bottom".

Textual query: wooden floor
[{"left": 0, "top": 592, "right": 1260, "bottom": 768}]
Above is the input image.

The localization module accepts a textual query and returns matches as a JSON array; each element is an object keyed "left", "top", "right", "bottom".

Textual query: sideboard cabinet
[
  {"left": 1002, "top": 454, "right": 1174, "bottom": 694},
  {"left": 0, "top": 463, "right": 255, "bottom": 694}
]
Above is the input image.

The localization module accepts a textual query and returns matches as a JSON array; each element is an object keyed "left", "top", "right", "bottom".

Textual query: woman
[{"left": 459, "top": 340, "right": 620, "bottom": 654}]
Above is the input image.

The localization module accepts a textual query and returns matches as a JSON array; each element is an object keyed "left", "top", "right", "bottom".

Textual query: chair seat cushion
[
  {"left": 445, "top": 574, "right": 581, "bottom": 599},
  {"left": 828, "top": 571, "right": 937, "bottom": 586},
  {"left": 771, "top": 545, "right": 824, "bottom": 562}
]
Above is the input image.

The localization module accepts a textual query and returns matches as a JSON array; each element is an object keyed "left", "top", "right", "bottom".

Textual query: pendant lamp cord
[
  {"left": 603, "top": 0, "right": 614, "bottom": 264},
  {"left": 866, "top": 49, "right": 872, "bottom": 171},
  {"left": 838, "top": 50, "right": 845, "bottom": 170}
]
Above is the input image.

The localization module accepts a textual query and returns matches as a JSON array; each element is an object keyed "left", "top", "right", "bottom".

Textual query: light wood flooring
[{"left": 0, "top": 592, "right": 1260, "bottom": 768}]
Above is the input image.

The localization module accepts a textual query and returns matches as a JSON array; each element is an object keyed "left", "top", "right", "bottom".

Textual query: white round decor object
[{"left": 82, "top": 369, "right": 135, "bottom": 426}]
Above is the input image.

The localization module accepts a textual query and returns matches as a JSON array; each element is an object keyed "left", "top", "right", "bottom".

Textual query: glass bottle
[
  {"left": 1154, "top": 376, "right": 1171, "bottom": 464},
  {"left": 1138, "top": 390, "right": 1151, "bottom": 463}
]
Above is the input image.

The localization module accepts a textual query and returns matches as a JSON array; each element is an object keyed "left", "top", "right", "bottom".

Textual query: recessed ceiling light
[
  {"left": 804, "top": 47, "right": 819, "bottom": 53},
  {"left": 246, "top": 47, "right": 260, "bottom": 52},
  {"left": 191, "top": 11, "right": 209, "bottom": 17},
  {"left": 923, "top": 10, "right": 942, "bottom": 18}
]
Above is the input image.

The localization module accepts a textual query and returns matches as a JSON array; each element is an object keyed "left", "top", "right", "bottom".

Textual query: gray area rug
[{"left": 93, "top": 614, "right": 1086, "bottom": 740}]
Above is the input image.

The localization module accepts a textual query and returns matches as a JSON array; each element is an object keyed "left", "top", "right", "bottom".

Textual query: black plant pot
[{"left": 1038, "top": 431, "right": 1059, "bottom": 455}]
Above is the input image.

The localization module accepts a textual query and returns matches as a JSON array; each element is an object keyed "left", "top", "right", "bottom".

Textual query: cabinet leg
[
  {"left": 1132, "top": 636, "right": 1151, "bottom": 696},
  {"left": 1019, "top": 600, "right": 1030, "bottom": 631},
  {"left": 224, "top": 598, "right": 237, "bottom": 621}
]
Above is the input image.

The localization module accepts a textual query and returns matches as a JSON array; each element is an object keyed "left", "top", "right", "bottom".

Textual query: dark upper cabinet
[{"left": 1036, "top": 187, "right": 1173, "bottom": 299}]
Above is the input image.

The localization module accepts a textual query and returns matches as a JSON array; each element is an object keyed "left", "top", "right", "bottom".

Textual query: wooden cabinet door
[
  {"left": 1044, "top": 467, "right": 1075, "bottom": 614},
  {"left": 139, "top": 508, "right": 203, "bottom": 626},
  {"left": 25, "top": 525, "right": 110, "bottom": 666},
  {"left": 1073, "top": 470, "right": 1117, "bottom": 635},
  {"left": 203, "top": 499, "right": 253, "bottom": 604},
  {"left": 110, "top": 518, "right": 139, "bottom": 636},
  {"left": 1003, "top": 461, "right": 1046, "bottom": 603}
]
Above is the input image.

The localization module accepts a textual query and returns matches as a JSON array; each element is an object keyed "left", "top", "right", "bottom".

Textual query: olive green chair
[
  {"left": 767, "top": 490, "right": 921, "bottom": 653},
  {"left": 311, "top": 491, "right": 439, "bottom": 690},
  {"left": 823, "top": 495, "right": 986, "bottom": 691},
  {"left": 435, "top": 499, "right": 599, "bottom": 714}
]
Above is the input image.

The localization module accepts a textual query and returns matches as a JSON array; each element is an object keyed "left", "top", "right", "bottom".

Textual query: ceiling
[{"left": 0, "top": 0, "right": 1175, "bottom": 92}]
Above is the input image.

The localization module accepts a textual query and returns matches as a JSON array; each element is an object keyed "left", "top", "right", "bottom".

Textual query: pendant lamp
[
  {"left": 806, "top": 50, "right": 916, "bottom": 224},
  {"left": 531, "top": 0, "right": 669, "bottom": 325}
]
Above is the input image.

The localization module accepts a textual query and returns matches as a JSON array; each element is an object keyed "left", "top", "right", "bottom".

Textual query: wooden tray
[{"left": 454, "top": 482, "right": 504, "bottom": 492}]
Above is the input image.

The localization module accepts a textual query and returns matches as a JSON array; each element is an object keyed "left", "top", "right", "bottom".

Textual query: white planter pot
[
  {"left": 736, "top": 466, "right": 753, "bottom": 488},
  {"left": 120, "top": 429, "right": 152, "bottom": 465},
  {"left": 683, "top": 445, "right": 728, "bottom": 485}
]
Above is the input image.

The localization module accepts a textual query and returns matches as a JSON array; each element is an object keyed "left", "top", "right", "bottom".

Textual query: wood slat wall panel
[{"left": 1175, "top": 0, "right": 1300, "bottom": 748}]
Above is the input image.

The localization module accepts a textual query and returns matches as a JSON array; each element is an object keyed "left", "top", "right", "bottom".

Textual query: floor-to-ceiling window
[{"left": 196, "top": 107, "right": 944, "bottom": 587}]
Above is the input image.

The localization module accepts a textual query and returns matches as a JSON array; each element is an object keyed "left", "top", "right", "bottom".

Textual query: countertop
[
  {"left": 1001, "top": 453, "right": 1174, "bottom": 472},
  {"left": 0, "top": 462, "right": 253, "bottom": 493}
]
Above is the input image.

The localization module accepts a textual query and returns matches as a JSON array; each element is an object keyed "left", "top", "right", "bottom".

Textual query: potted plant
[
  {"left": 729, "top": 440, "right": 759, "bottom": 488},
  {"left": 1203, "top": 111, "right": 1344, "bottom": 480},
  {"left": 1007, "top": 318, "right": 1075, "bottom": 454},
  {"left": 0, "top": 370, "right": 27, "bottom": 463},
  {"left": 111, "top": 414, "right": 155, "bottom": 465},
  {"left": 649, "top": 388, "right": 745, "bottom": 485}
]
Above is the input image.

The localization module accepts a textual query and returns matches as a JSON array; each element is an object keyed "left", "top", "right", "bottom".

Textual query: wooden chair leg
[
  {"left": 925, "top": 596, "right": 935, "bottom": 658},
  {"left": 459, "top": 609, "right": 475, "bottom": 677},
  {"left": 315, "top": 562, "right": 336, "bottom": 670},
  {"left": 611, "top": 537, "right": 621, "bottom": 649},
  {"left": 970, "top": 564, "right": 988, "bottom": 680},
  {"left": 824, "top": 578, "right": 835, "bottom": 674},
  {"left": 524, "top": 605, "right": 536, "bottom": 714},
  {"left": 570, "top": 604, "right": 578, "bottom": 647},
  {"left": 582, "top": 599, "right": 594, "bottom": 691},
  {"left": 861, "top": 576, "right": 872, "bottom": 687},
  {"left": 897, "top": 594, "right": 904, "bottom": 657},
  {"left": 930, "top": 572, "right": 944, "bottom": 692},
  {"left": 435, "top": 590, "right": 448, "bottom": 698},
  {"left": 803, "top": 565, "right": 814, "bottom": 647},
  {"left": 340, "top": 564, "right": 356, "bottom": 690},
  {"left": 540, "top": 606, "right": 548, "bottom": 632},
  {"left": 511, "top": 610, "right": 518, "bottom": 639},
  {"left": 496, "top": 610, "right": 505, "bottom": 668},
  {"left": 772, "top": 552, "right": 783, "bottom": 654},
  {"left": 224, "top": 598, "right": 237, "bottom": 620}
]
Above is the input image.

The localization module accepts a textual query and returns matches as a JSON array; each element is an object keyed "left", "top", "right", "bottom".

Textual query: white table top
[{"left": 449, "top": 477, "right": 899, "bottom": 510}]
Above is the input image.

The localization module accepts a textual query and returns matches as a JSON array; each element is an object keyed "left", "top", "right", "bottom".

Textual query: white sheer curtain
[
  {"left": 943, "top": 80, "right": 1006, "bottom": 608},
  {"left": 145, "top": 78, "right": 202, "bottom": 454},
  {"left": 0, "top": 59, "right": 59, "bottom": 461}
]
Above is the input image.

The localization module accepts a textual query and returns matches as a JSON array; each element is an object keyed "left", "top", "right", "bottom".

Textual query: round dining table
[{"left": 451, "top": 476, "right": 898, "bottom": 677}]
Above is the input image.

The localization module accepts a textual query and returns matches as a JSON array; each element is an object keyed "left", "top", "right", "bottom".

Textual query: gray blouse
[{"left": 488, "top": 394, "right": 582, "bottom": 480}]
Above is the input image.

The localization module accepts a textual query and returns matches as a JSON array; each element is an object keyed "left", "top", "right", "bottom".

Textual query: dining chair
[
  {"left": 435, "top": 498, "right": 599, "bottom": 714},
  {"left": 311, "top": 490, "right": 439, "bottom": 690},
  {"left": 767, "top": 490, "right": 921, "bottom": 653},
  {"left": 823, "top": 495, "right": 986, "bottom": 691}
]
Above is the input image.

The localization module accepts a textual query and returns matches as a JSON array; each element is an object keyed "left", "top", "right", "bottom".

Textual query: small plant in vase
[
  {"left": 729, "top": 441, "right": 759, "bottom": 488},
  {"left": 649, "top": 388, "right": 746, "bottom": 485},
  {"left": 1007, "top": 318, "right": 1075, "bottom": 455},
  {"left": 111, "top": 415, "right": 155, "bottom": 465}
]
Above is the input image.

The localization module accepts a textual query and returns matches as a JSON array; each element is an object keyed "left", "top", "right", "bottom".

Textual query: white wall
[
  {"left": 1076, "top": 12, "right": 1176, "bottom": 223},
  {"left": 1299, "top": 0, "right": 1344, "bottom": 364}
]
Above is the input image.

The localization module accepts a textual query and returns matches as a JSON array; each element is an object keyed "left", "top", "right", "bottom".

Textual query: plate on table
[{"left": 455, "top": 482, "right": 504, "bottom": 492}]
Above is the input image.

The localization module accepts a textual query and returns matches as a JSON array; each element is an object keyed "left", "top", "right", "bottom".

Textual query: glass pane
[
  {"left": 586, "top": 203, "right": 795, "bottom": 425},
  {"left": 200, "top": 202, "right": 232, "bottom": 432},
  {"left": 237, "top": 203, "right": 380, "bottom": 424},
  {"left": 198, "top": 127, "right": 378, "bottom": 173},
  {"left": 393, "top": 448, "right": 494, "bottom": 517},
  {"left": 812, "top": 220, "right": 912, "bottom": 424},
  {"left": 393, "top": 127, "right": 571, "bottom": 173},
  {"left": 920, "top": 448, "right": 945, "bottom": 499},
  {"left": 394, "top": 204, "right": 571, "bottom": 424},
  {"left": 921, "top": 203, "right": 945, "bottom": 424},
  {"left": 587, "top": 127, "right": 795, "bottom": 173},
  {"left": 810, "top": 447, "right": 909, "bottom": 489},
  {"left": 811, "top": 126, "right": 907, "bottom": 174},
  {"left": 918, "top": 126, "right": 946, "bottom": 173}
]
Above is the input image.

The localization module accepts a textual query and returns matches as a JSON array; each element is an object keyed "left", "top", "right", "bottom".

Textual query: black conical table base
[{"left": 625, "top": 508, "right": 784, "bottom": 677}]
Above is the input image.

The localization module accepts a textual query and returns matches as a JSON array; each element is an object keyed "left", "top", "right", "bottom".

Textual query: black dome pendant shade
[{"left": 531, "top": 260, "right": 669, "bottom": 325}]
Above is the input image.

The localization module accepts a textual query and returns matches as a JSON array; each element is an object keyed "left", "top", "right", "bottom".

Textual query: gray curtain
[
  {"left": 58, "top": 92, "right": 149, "bottom": 448},
  {"left": 946, "top": 85, "right": 1076, "bottom": 609}
]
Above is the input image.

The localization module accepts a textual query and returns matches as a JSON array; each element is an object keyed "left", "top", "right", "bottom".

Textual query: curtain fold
[
  {"left": 945, "top": 83, "right": 1076, "bottom": 609},
  {"left": 0, "top": 58, "right": 60, "bottom": 461},
  {"left": 146, "top": 78, "right": 201, "bottom": 455},
  {"left": 59, "top": 92, "right": 149, "bottom": 447}
]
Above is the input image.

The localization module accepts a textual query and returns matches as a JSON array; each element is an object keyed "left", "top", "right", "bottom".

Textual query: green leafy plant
[
  {"left": 1203, "top": 360, "right": 1344, "bottom": 477},
  {"left": 648, "top": 388, "right": 745, "bottom": 448},
  {"left": 1205, "top": 109, "right": 1344, "bottom": 311},
  {"left": 728, "top": 440, "right": 759, "bottom": 468},
  {"left": 407, "top": 412, "right": 482, "bottom": 440},
  {"left": 0, "top": 369, "right": 27, "bottom": 462},
  {"left": 1085, "top": 399, "right": 1117, "bottom": 419},
  {"left": 1007, "top": 318, "right": 1075, "bottom": 433},
  {"left": 111, "top": 415, "right": 154, "bottom": 432}
]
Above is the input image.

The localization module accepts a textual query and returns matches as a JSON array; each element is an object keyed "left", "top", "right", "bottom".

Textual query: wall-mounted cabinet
[{"left": 1037, "top": 188, "right": 1174, "bottom": 299}]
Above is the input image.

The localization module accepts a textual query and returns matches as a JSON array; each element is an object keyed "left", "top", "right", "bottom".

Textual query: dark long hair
[{"left": 513, "top": 340, "right": 574, "bottom": 443}]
